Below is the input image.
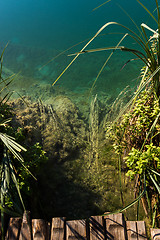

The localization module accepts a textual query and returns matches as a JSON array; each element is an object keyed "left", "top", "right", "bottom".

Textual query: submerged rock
[{"left": 11, "top": 95, "right": 88, "bottom": 162}]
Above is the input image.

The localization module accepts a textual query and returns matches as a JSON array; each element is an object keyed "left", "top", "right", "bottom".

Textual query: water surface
[{"left": 0, "top": 0, "right": 157, "bottom": 98}]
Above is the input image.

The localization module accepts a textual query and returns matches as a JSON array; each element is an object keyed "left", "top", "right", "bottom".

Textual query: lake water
[
  {"left": 0, "top": 0, "right": 158, "bottom": 220},
  {"left": 0, "top": 0, "right": 157, "bottom": 99}
]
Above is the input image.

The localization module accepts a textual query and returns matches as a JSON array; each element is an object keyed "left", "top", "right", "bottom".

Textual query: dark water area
[
  {"left": 0, "top": 0, "right": 157, "bottom": 98},
  {"left": 0, "top": 0, "right": 157, "bottom": 220}
]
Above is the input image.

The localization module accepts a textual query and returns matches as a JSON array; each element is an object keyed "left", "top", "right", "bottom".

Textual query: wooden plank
[
  {"left": 66, "top": 219, "right": 87, "bottom": 240},
  {"left": 89, "top": 216, "right": 105, "bottom": 240},
  {"left": 51, "top": 217, "right": 65, "bottom": 240},
  {"left": 136, "top": 221, "right": 147, "bottom": 239},
  {"left": 19, "top": 211, "right": 32, "bottom": 240},
  {"left": 5, "top": 217, "right": 22, "bottom": 240},
  {"left": 126, "top": 221, "right": 138, "bottom": 240},
  {"left": 126, "top": 221, "right": 147, "bottom": 240},
  {"left": 32, "top": 219, "right": 47, "bottom": 240},
  {"left": 151, "top": 228, "right": 160, "bottom": 240},
  {"left": 104, "top": 213, "right": 126, "bottom": 240},
  {"left": 47, "top": 222, "right": 51, "bottom": 240}
]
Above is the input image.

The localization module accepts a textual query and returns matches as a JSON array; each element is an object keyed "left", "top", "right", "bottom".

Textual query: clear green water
[{"left": 0, "top": 0, "right": 157, "bottom": 99}]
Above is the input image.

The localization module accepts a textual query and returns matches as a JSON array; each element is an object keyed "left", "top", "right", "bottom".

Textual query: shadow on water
[{"left": 31, "top": 160, "right": 101, "bottom": 220}]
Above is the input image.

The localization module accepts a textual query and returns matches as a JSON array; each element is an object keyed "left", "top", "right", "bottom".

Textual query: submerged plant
[
  {"left": 52, "top": 0, "right": 160, "bottom": 226},
  {"left": 0, "top": 45, "right": 38, "bottom": 239},
  {"left": 110, "top": 85, "right": 160, "bottom": 224},
  {"left": 103, "top": 1, "right": 160, "bottom": 226}
]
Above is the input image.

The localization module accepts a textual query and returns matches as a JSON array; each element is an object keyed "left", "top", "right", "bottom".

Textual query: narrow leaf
[
  {"left": 148, "top": 171, "right": 160, "bottom": 194},
  {"left": 9, "top": 161, "right": 25, "bottom": 210},
  {"left": 137, "top": 0, "right": 158, "bottom": 23},
  {"left": 92, "top": 0, "right": 111, "bottom": 12}
]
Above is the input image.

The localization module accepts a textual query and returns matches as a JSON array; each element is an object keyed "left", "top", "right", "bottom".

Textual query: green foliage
[
  {"left": 126, "top": 144, "right": 160, "bottom": 179},
  {"left": 108, "top": 80, "right": 160, "bottom": 224},
  {"left": 112, "top": 89, "right": 160, "bottom": 153},
  {"left": 101, "top": 0, "right": 160, "bottom": 225},
  {"left": 0, "top": 45, "right": 49, "bottom": 238},
  {"left": 18, "top": 142, "right": 48, "bottom": 195}
]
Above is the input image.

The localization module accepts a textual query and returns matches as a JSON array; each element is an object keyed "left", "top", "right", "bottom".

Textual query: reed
[{"left": 89, "top": 95, "right": 99, "bottom": 171}]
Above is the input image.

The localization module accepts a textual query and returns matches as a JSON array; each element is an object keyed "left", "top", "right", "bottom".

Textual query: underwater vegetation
[
  {"left": 0, "top": 46, "right": 126, "bottom": 227},
  {"left": 0, "top": 48, "right": 136, "bottom": 230},
  {"left": 0, "top": 45, "right": 48, "bottom": 239},
  {"left": 48, "top": 0, "right": 160, "bottom": 228},
  {"left": 2, "top": 1, "right": 160, "bottom": 238}
]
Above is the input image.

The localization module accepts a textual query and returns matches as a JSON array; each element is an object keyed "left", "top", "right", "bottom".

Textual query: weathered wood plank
[
  {"left": 89, "top": 216, "right": 105, "bottom": 240},
  {"left": 51, "top": 217, "right": 65, "bottom": 240},
  {"left": 150, "top": 228, "right": 160, "bottom": 240},
  {"left": 136, "top": 221, "right": 147, "bottom": 239},
  {"left": 32, "top": 219, "right": 47, "bottom": 240},
  {"left": 126, "top": 221, "right": 138, "bottom": 240},
  {"left": 126, "top": 221, "right": 147, "bottom": 240},
  {"left": 19, "top": 211, "right": 32, "bottom": 240},
  {"left": 5, "top": 217, "right": 22, "bottom": 240},
  {"left": 47, "top": 222, "right": 51, "bottom": 240},
  {"left": 66, "top": 219, "right": 87, "bottom": 240},
  {"left": 104, "top": 213, "right": 126, "bottom": 240}
]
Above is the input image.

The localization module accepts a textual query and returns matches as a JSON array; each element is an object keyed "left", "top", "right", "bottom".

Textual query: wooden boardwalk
[{"left": 4, "top": 212, "right": 160, "bottom": 239}]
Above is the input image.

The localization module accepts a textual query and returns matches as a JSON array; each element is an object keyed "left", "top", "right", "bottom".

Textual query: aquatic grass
[
  {"left": 89, "top": 33, "right": 128, "bottom": 93},
  {"left": 0, "top": 47, "right": 25, "bottom": 239},
  {"left": 51, "top": 0, "right": 160, "bottom": 225},
  {"left": 89, "top": 95, "right": 99, "bottom": 170},
  {"left": 64, "top": 0, "right": 160, "bottom": 119},
  {"left": 38, "top": 37, "right": 94, "bottom": 71},
  {"left": 52, "top": 20, "right": 143, "bottom": 86},
  {"left": 91, "top": 0, "right": 111, "bottom": 12},
  {"left": 52, "top": 19, "right": 159, "bottom": 91},
  {"left": 102, "top": 173, "right": 146, "bottom": 217},
  {"left": 0, "top": 45, "right": 38, "bottom": 239}
]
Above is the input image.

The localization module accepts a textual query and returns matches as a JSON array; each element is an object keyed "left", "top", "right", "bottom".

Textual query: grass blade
[
  {"left": 102, "top": 174, "right": 146, "bottom": 216},
  {"left": 92, "top": 0, "right": 111, "bottom": 12},
  {"left": 148, "top": 171, "right": 160, "bottom": 194},
  {"left": 149, "top": 168, "right": 160, "bottom": 177},
  {"left": 113, "top": 65, "right": 160, "bottom": 124},
  {"left": 137, "top": 0, "right": 158, "bottom": 24},
  {"left": 68, "top": 46, "right": 122, "bottom": 56},
  {"left": 9, "top": 161, "right": 25, "bottom": 210},
  {"left": 52, "top": 21, "right": 147, "bottom": 86},
  {"left": 90, "top": 33, "right": 128, "bottom": 93},
  {"left": 0, "top": 133, "right": 27, "bottom": 152},
  {"left": 141, "top": 112, "right": 160, "bottom": 151}
]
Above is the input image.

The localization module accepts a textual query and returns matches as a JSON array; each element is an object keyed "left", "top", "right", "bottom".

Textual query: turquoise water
[{"left": 0, "top": 0, "right": 157, "bottom": 98}]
